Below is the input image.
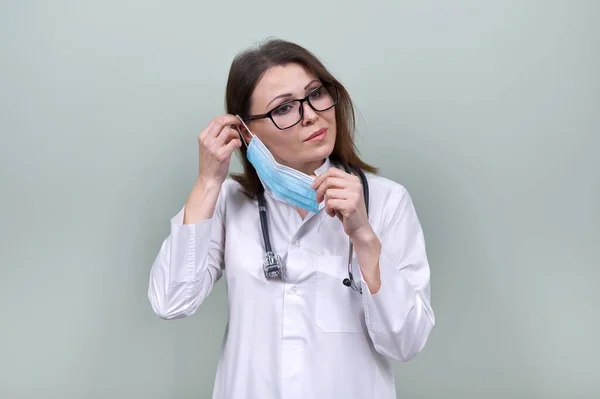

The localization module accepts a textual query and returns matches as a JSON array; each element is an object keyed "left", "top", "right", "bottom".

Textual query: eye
[
  {"left": 272, "top": 103, "right": 294, "bottom": 116},
  {"left": 308, "top": 86, "right": 324, "bottom": 100}
]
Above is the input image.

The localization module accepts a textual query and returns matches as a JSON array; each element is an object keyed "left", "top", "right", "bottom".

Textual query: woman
[{"left": 148, "top": 38, "right": 435, "bottom": 399}]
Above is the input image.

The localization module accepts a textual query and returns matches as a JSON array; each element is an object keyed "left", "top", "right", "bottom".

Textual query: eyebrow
[{"left": 265, "top": 79, "right": 321, "bottom": 108}]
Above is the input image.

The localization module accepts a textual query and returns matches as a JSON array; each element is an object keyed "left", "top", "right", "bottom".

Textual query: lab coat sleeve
[
  {"left": 361, "top": 186, "right": 435, "bottom": 361},
  {"left": 147, "top": 192, "right": 225, "bottom": 320}
]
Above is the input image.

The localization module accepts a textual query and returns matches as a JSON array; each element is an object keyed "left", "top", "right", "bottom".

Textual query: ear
[{"left": 237, "top": 124, "right": 252, "bottom": 146}]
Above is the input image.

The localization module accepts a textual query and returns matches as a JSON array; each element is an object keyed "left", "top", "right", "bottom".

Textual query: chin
[
  {"left": 322, "top": 134, "right": 336, "bottom": 157},
  {"left": 306, "top": 141, "right": 334, "bottom": 162}
]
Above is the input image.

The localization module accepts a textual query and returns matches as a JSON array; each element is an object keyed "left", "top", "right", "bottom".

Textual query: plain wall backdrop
[{"left": 1, "top": 0, "right": 598, "bottom": 398}]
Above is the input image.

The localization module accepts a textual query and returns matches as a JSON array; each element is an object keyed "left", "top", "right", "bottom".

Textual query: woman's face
[{"left": 244, "top": 63, "right": 337, "bottom": 174}]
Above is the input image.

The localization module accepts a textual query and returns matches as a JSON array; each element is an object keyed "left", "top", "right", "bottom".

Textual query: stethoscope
[{"left": 257, "top": 164, "right": 369, "bottom": 295}]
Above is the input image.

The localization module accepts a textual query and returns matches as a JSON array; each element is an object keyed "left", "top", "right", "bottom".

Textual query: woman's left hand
[
  {"left": 312, "top": 167, "right": 374, "bottom": 242},
  {"left": 313, "top": 166, "right": 382, "bottom": 292}
]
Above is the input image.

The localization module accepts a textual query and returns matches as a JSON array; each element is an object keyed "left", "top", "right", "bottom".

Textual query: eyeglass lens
[{"left": 271, "top": 86, "right": 337, "bottom": 129}]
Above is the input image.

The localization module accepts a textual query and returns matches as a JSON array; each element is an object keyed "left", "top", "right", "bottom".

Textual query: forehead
[{"left": 251, "top": 63, "right": 319, "bottom": 109}]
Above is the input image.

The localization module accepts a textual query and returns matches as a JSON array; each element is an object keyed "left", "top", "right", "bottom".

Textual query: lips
[{"left": 305, "top": 128, "right": 327, "bottom": 141}]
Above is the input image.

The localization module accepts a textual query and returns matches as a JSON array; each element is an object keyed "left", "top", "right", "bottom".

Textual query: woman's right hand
[
  {"left": 183, "top": 115, "right": 243, "bottom": 224},
  {"left": 197, "top": 114, "right": 243, "bottom": 186}
]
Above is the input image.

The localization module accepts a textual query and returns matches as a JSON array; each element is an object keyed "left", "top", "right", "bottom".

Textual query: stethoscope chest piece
[{"left": 263, "top": 251, "right": 286, "bottom": 281}]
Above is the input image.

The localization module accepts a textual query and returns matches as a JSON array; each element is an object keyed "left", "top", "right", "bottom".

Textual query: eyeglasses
[{"left": 245, "top": 84, "right": 339, "bottom": 130}]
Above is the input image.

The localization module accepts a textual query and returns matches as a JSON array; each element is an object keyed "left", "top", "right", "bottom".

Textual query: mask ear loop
[
  {"left": 315, "top": 166, "right": 327, "bottom": 233},
  {"left": 234, "top": 115, "right": 253, "bottom": 147}
]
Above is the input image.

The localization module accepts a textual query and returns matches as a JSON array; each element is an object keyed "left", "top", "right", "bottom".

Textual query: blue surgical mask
[{"left": 235, "top": 116, "right": 320, "bottom": 214}]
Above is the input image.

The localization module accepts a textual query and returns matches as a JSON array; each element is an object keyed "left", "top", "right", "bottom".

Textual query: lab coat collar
[{"left": 313, "top": 157, "right": 331, "bottom": 177}]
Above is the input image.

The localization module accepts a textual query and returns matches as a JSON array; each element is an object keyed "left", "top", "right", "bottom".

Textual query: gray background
[{"left": 1, "top": 0, "right": 598, "bottom": 398}]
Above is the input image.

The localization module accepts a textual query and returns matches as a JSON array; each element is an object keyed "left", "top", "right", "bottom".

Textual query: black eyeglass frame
[{"left": 244, "top": 83, "right": 339, "bottom": 130}]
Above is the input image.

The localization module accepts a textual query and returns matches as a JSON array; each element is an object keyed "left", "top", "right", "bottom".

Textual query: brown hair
[{"left": 225, "top": 38, "right": 377, "bottom": 197}]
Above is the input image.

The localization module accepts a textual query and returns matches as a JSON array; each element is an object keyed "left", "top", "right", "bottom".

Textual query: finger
[
  {"left": 215, "top": 126, "right": 239, "bottom": 146},
  {"left": 204, "top": 115, "right": 241, "bottom": 140},
  {"left": 325, "top": 198, "right": 346, "bottom": 217},
  {"left": 325, "top": 192, "right": 361, "bottom": 212},
  {"left": 316, "top": 177, "right": 352, "bottom": 202},
  {"left": 323, "top": 188, "right": 347, "bottom": 200},
  {"left": 218, "top": 137, "right": 242, "bottom": 160},
  {"left": 198, "top": 119, "right": 216, "bottom": 142},
  {"left": 316, "top": 177, "right": 351, "bottom": 202},
  {"left": 313, "top": 166, "right": 350, "bottom": 189}
]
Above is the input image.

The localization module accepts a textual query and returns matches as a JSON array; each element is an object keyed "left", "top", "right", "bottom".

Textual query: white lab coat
[{"left": 148, "top": 158, "right": 435, "bottom": 399}]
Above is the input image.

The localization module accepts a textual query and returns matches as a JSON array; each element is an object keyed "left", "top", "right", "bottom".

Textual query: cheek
[
  {"left": 326, "top": 111, "right": 337, "bottom": 141},
  {"left": 262, "top": 132, "right": 297, "bottom": 161},
  {"left": 326, "top": 111, "right": 337, "bottom": 134}
]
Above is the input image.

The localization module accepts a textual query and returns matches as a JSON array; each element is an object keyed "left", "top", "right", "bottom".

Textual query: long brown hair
[{"left": 225, "top": 38, "right": 377, "bottom": 197}]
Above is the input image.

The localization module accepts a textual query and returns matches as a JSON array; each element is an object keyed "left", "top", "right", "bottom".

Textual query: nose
[{"left": 301, "top": 101, "right": 318, "bottom": 126}]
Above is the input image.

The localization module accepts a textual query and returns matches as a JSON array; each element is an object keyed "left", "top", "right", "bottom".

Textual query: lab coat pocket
[{"left": 315, "top": 255, "right": 365, "bottom": 333}]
